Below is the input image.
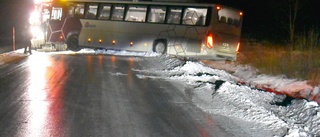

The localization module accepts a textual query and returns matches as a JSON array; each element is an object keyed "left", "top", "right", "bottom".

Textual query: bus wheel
[
  {"left": 67, "top": 34, "right": 81, "bottom": 52},
  {"left": 153, "top": 41, "right": 167, "bottom": 54}
]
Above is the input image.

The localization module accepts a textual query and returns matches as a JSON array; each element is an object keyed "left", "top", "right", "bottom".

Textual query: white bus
[{"left": 30, "top": 0, "right": 243, "bottom": 60}]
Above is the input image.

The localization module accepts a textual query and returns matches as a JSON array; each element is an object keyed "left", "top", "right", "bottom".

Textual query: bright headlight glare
[
  {"left": 30, "top": 26, "right": 44, "bottom": 39},
  {"left": 29, "top": 11, "right": 41, "bottom": 25}
]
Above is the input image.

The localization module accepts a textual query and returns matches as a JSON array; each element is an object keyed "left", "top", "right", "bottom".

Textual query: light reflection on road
[
  {"left": 97, "top": 55, "right": 103, "bottom": 71},
  {"left": 22, "top": 54, "right": 67, "bottom": 137},
  {"left": 127, "top": 57, "right": 134, "bottom": 88},
  {"left": 110, "top": 55, "right": 116, "bottom": 68},
  {"left": 86, "top": 55, "right": 94, "bottom": 82}
]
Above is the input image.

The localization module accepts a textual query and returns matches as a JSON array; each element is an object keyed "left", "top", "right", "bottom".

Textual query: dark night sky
[
  {"left": 0, "top": 0, "right": 33, "bottom": 41},
  {"left": 205, "top": 0, "right": 320, "bottom": 41},
  {"left": 0, "top": 0, "right": 319, "bottom": 42}
]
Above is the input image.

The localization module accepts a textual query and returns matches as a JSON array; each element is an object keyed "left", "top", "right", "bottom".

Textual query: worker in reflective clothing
[{"left": 23, "top": 24, "right": 32, "bottom": 54}]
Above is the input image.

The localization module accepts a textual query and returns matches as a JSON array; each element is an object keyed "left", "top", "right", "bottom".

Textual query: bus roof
[
  {"left": 61, "top": 0, "right": 217, "bottom": 7},
  {"left": 55, "top": 0, "right": 242, "bottom": 12}
]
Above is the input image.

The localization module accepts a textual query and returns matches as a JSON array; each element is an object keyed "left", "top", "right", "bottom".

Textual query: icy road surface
[
  {"left": 0, "top": 49, "right": 319, "bottom": 137},
  {"left": 0, "top": 53, "right": 232, "bottom": 137}
]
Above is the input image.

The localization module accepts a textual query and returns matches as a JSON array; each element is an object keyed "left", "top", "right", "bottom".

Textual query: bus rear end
[{"left": 207, "top": 5, "right": 243, "bottom": 60}]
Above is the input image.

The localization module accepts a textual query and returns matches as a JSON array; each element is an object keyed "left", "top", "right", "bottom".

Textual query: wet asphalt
[{"left": 0, "top": 54, "right": 233, "bottom": 137}]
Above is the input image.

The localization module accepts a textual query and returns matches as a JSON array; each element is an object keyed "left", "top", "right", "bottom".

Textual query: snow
[
  {"left": 1, "top": 49, "right": 320, "bottom": 136},
  {"left": 202, "top": 61, "right": 318, "bottom": 102},
  {"left": 109, "top": 72, "right": 128, "bottom": 76},
  {"left": 157, "top": 59, "right": 320, "bottom": 137},
  {"left": 67, "top": 48, "right": 160, "bottom": 57}
]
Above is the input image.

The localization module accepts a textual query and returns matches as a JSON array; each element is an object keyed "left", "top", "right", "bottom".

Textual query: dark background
[
  {"left": 203, "top": 0, "right": 320, "bottom": 42},
  {"left": 0, "top": 0, "right": 319, "bottom": 43},
  {"left": 0, "top": 0, "right": 33, "bottom": 43}
]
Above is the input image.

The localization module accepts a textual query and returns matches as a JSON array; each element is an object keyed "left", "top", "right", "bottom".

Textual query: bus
[{"left": 30, "top": 0, "right": 243, "bottom": 60}]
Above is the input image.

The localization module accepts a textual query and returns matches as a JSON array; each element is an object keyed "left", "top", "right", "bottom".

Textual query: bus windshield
[{"left": 218, "top": 8, "right": 241, "bottom": 26}]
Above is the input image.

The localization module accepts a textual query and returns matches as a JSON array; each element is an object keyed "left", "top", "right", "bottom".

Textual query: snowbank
[
  {"left": 0, "top": 51, "right": 27, "bottom": 65},
  {"left": 202, "top": 61, "right": 320, "bottom": 104},
  {"left": 155, "top": 57, "right": 320, "bottom": 136}
]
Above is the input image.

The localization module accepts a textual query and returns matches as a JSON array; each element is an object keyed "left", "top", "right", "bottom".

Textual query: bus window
[
  {"left": 183, "top": 8, "right": 207, "bottom": 26},
  {"left": 99, "top": 4, "right": 111, "bottom": 20},
  {"left": 42, "top": 8, "right": 50, "bottom": 22},
  {"left": 51, "top": 7, "right": 63, "bottom": 20},
  {"left": 220, "top": 16, "right": 227, "bottom": 23},
  {"left": 125, "top": 5, "right": 147, "bottom": 22},
  {"left": 227, "top": 17, "right": 233, "bottom": 24},
  {"left": 167, "top": 7, "right": 182, "bottom": 24},
  {"left": 111, "top": 5, "right": 125, "bottom": 21},
  {"left": 218, "top": 8, "right": 240, "bottom": 26},
  {"left": 147, "top": 6, "right": 166, "bottom": 23},
  {"left": 85, "top": 4, "right": 98, "bottom": 19},
  {"left": 75, "top": 3, "right": 85, "bottom": 18},
  {"left": 234, "top": 19, "right": 240, "bottom": 26},
  {"left": 68, "top": 6, "right": 75, "bottom": 17}
]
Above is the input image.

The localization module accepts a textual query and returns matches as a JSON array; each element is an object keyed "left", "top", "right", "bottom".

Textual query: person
[{"left": 22, "top": 24, "right": 32, "bottom": 54}]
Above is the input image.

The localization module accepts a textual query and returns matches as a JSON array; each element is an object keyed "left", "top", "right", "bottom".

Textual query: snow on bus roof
[{"left": 60, "top": 0, "right": 217, "bottom": 7}]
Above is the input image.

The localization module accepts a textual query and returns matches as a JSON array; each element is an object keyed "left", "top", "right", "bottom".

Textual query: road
[{"left": 0, "top": 53, "right": 233, "bottom": 137}]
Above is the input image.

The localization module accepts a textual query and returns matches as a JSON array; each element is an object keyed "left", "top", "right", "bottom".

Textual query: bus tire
[
  {"left": 153, "top": 40, "right": 167, "bottom": 54},
  {"left": 67, "top": 34, "right": 81, "bottom": 52}
]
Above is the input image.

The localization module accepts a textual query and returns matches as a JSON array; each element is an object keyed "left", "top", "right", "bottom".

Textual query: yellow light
[
  {"left": 60, "top": 36, "right": 63, "bottom": 39},
  {"left": 207, "top": 35, "right": 213, "bottom": 48},
  {"left": 130, "top": 42, "right": 134, "bottom": 46},
  {"left": 144, "top": 43, "right": 147, "bottom": 46},
  {"left": 112, "top": 40, "right": 116, "bottom": 45},
  {"left": 88, "top": 38, "right": 91, "bottom": 42},
  {"left": 99, "top": 39, "right": 103, "bottom": 43},
  {"left": 236, "top": 42, "right": 240, "bottom": 52}
]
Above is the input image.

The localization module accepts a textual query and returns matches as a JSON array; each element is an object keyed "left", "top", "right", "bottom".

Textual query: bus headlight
[{"left": 29, "top": 11, "right": 41, "bottom": 25}]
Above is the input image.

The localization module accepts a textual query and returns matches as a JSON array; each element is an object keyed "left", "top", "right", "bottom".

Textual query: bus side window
[
  {"left": 85, "top": 4, "right": 98, "bottom": 19},
  {"left": 111, "top": 5, "right": 125, "bottom": 21},
  {"left": 68, "top": 6, "right": 75, "bottom": 17},
  {"left": 182, "top": 8, "right": 207, "bottom": 26},
  {"left": 99, "top": 4, "right": 111, "bottom": 20},
  {"left": 195, "top": 15, "right": 206, "bottom": 25},
  {"left": 167, "top": 7, "right": 182, "bottom": 24},
  {"left": 42, "top": 8, "right": 50, "bottom": 22},
  {"left": 75, "top": 3, "right": 85, "bottom": 18},
  {"left": 218, "top": 8, "right": 241, "bottom": 26},
  {"left": 51, "top": 7, "right": 63, "bottom": 20},
  {"left": 125, "top": 5, "right": 147, "bottom": 22},
  {"left": 147, "top": 6, "right": 166, "bottom": 23}
]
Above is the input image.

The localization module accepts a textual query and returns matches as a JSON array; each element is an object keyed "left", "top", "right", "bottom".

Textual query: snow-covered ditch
[
  {"left": 2, "top": 49, "right": 320, "bottom": 136},
  {"left": 153, "top": 56, "right": 320, "bottom": 137}
]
